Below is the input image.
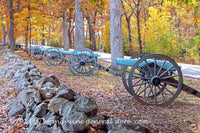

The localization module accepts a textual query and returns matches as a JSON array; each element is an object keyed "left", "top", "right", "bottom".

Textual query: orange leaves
[
  {"left": 13, "top": 129, "right": 20, "bottom": 133},
  {"left": 16, "top": 123, "right": 25, "bottom": 128},
  {"left": 5, "top": 88, "right": 18, "bottom": 97}
]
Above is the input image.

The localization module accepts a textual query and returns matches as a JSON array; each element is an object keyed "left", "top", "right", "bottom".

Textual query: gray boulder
[
  {"left": 27, "top": 64, "right": 36, "bottom": 71},
  {"left": 73, "top": 93, "right": 81, "bottom": 101},
  {"left": 52, "top": 124, "right": 65, "bottom": 133},
  {"left": 56, "top": 89, "right": 75, "bottom": 101},
  {"left": 34, "top": 101, "right": 49, "bottom": 117},
  {"left": 70, "top": 96, "right": 98, "bottom": 117},
  {"left": 39, "top": 87, "right": 58, "bottom": 100},
  {"left": 46, "top": 74, "right": 60, "bottom": 87},
  {"left": 26, "top": 99, "right": 37, "bottom": 111},
  {"left": 43, "top": 81, "right": 55, "bottom": 88},
  {"left": 6, "top": 99, "right": 25, "bottom": 116},
  {"left": 19, "top": 89, "right": 36, "bottom": 106},
  {"left": 36, "top": 76, "right": 59, "bottom": 89},
  {"left": 25, "top": 109, "right": 33, "bottom": 123},
  {"left": 59, "top": 83, "right": 70, "bottom": 90},
  {"left": 5, "top": 69, "right": 17, "bottom": 79},
  {"left": 15, "top": 72, "right": 32, "bottom": 91},
  {"left": 33, "top": 91, "right": 42, "bottom": 104},
  {"left": 29, "top": 68, "right": 41, "bottom": 76},
  {"left": 0, "top": 66, "right": 9, "bottom": 78},
  {"left": 59, "top": 100, "right": 74, "bottom": 116},
  {"left": 106, "top": 117, "right": 141, "bottom": 133},
  {"left": 12, "top": 69, "right": 23, "bottom": 79},
  {"left": 28, "top": 113, "right": 60, "bottom": 133},
  {"left": 28, "top": 122, "right": 54, "bottom": 133},
  {"left": 62, "top": 111, "right": 87, "bottom": 132},
  {"left": 87, "top": 114, "right": 106, "bottom": 130},
  {"left": 30, "top": 76, "right": 41, "bottom": 81},
  {"left": 48, "top": 97, "right": 67, "bottom": 113}
]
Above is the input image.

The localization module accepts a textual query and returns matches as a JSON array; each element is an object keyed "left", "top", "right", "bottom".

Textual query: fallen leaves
[
  {"left": 86, "top": 126, "right": 96, "bottom": 133},
  {"left": 0, "top": 50, "right": 199, "bottom": 133}
]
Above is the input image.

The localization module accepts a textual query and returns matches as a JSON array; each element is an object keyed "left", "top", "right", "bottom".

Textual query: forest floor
[{"left": 0, "top": 50, "right": 200, "bottom": 133}]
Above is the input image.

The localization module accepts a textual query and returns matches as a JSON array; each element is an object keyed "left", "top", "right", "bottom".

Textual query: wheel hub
[
  {"left": 151, "top": 76, "right": 161, "bottom": 86},
  {"left": 79, "top": 61, "right": 85, "bottom": 66}
]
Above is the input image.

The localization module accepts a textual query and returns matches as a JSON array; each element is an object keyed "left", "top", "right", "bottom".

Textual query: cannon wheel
[
  {"left": 122, "top": 53, "right": 149, "bottom": 95},
  {"left": 28, "top": 47, "right": 40, "bottom": 60},
  {"left": 43, "top": 48, "right": 64, "bottom": 66},
  {"left": 68, "top": 48, "right": 97, "bottom": 76},
  {"left": 128, "top": 54, "right": 183, "bottom": 106},
  {"left": 32, "top": 47, "right": 43, "bottom": 60}
]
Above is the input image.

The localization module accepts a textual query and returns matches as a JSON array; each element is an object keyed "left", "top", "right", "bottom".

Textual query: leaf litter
[{"left": 0, "top": 50, "right": 199, "bottom": 133}]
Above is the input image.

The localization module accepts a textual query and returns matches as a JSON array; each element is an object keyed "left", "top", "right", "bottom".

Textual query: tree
[
  {"left": 121, "top": 0, "right": 135, "bottom": 56},
  {"left": 75, "top": 0, "right": 85, "bottom": 49},
  {"left": 63, "top": 10, "right": 69, "bottom": 50},
  {"left": 110, "top": 0, "right": 124, "bottom": 69},
  {"left": 10, "top": 0, "right": 15, "bottom": 52},
  {"left": 1, "top": 16, "right": 6, "bottom": 48},
  {"left": 86, "top": 11, "right": 96, "bottom": 51}
]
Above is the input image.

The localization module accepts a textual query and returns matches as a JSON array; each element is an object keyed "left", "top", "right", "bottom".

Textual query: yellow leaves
[{"left": 148, "top": 7, "right": 159, "bottom": 20}]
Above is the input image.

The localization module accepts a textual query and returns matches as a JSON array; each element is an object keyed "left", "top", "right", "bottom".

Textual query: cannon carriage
[{"left": 28, "top": 46, "right": 200, "bottom": 106}]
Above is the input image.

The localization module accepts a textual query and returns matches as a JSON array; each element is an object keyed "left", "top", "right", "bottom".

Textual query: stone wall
[{"left": 0, "top": 49, "right": 150, "bottom": 133}]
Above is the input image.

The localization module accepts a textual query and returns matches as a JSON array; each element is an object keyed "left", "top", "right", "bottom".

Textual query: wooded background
[{"left": 0, "top": 0, "right": 199, "bottom": 64}]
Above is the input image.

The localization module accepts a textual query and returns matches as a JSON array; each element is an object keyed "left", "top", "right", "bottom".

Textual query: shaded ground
[{"left": 0, "top": 50, "right": 200, "bottom": 133}]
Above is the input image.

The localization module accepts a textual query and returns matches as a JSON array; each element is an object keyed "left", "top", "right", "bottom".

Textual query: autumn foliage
[{"left": 0, "top": 0, "right": 199, "bottom": 64}]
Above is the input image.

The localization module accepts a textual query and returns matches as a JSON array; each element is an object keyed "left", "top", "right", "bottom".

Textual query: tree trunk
[
  {"left": 136, "top": 2, "right": 142, "bottom": 53},
  {"left": 86, "top": 12, "right": 96, "bottom": 51},
  {"left": 9, "top": 0, "right": 15, "bottom": 52},
  {"left": 47, "top": 25, "right": 51, "bottom": 46},
  {"left": 41, "top": 26, "right": 45, "bottom": 45},
  {"left": 68, "top": 8, "right": 74, "bottom": 48},
  {"left": 75, "top": 0, "right": 85, "bottom": 49},
  {"left": 68, "top": 31, "right": 72, "bottom": 48},
  {"left": 1, "top": 20, "right": 5, "bottom": 48},
  {"left": 25, "top": 25, "right": 28, "bottom": 52},
  {"left": 6, "top": 23, "right": 10, "bottom": 46},
  {"left": 110, "top": 0, "right": 124, "bottom": 69},
  {"left": 63, "top": 11, "right": 69, "bottom": 50},
  {"left": 28, "top": 0, "right": 31, "bottom": 46},
  {"left": 126, "top": 17, "right": 133, "bottom": 56}
]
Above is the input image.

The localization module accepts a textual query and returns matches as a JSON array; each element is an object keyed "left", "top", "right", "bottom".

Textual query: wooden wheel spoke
[
  {"left": 160, "top": 74, "right": 178, "bottom": 80},
  {"left": 160, "top": 83, "right": 175, "bottom": 95},
  {"left": 86, "top": 64, "right": 92, "bottom": 70},
  {"left": 145, "top": 85, "right": 153, "bottom": 102},
  {"left": 83, "top": 66, "right": 88, "bottom": 73},
  {"left": 132, "top": 79, "right": 143, "bottom": 87},
  {"left": 157, "top": 59, "right": 166, "bottom": 76},
  {"left": 159, "top": 65, "right": 175, "bottom": 78},
  {"left": 137, "top": 81, "right": 151, "bottom": 96},
  {"left": 154, "top": 86, "right": 157, "bottom": 104},
  {"left": 144, "top": 59, "right": 153, "bottom": 76},
  {"left": 135, "top": 80, "right": 144, "bottom": 94},
  {"left": 154, "top": 58, "right": 156, "bottom": 76},
  {"left": 136, "top": 67, "right": 149, "bottom": 77},
  {"left": 157, "top": 85, "right": 166, "bottom": 102},
  {"left": 162, "top": 81, "right": 179, "bottom": 87}
]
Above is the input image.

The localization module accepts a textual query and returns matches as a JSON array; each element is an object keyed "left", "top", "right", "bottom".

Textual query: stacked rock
[{"left": 0, "top": 50, "right": 150, "bottom": 133}]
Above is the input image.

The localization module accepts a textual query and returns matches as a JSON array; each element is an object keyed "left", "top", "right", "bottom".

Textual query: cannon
[{"left": 28, "top": 47, "right": 200, "bottom": 106}]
